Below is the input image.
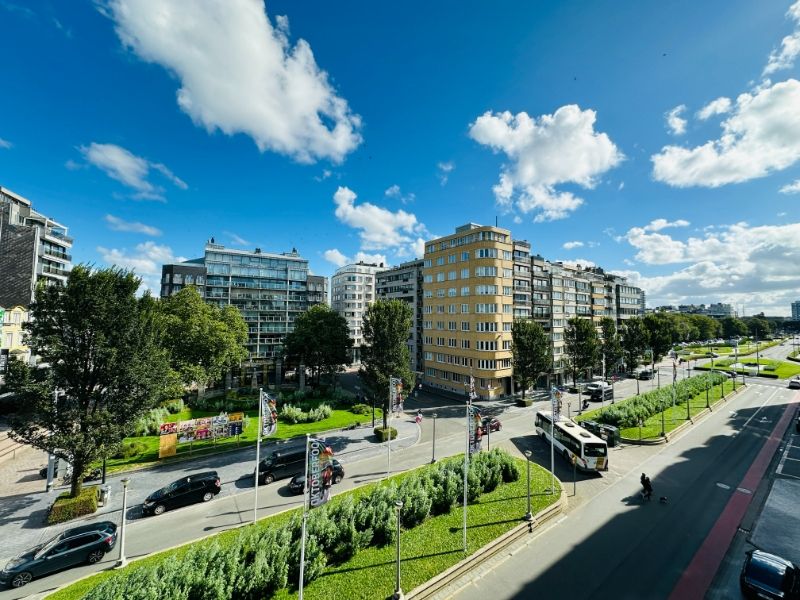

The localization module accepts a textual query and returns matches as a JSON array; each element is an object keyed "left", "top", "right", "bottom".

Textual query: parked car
[
  {"left": 588, "top": 385, "right": 614, "bottom": 402},
  {"left": 0, "top": 521, "right": 117, "bottom": 588},
  {"left": 482, "top": 417, "right": 502, "bottom": 432},
  {"left": 256, "top": 448, "right": 306, "bottom": 485},
  {"left": 740, "top": 549, "right": 799, "bottom": 599},
  {"left": 711, "top": 370, "right": 735, "bottom": 379},
  {"left": 286, "top": 459, "right": 345, "bottom": 494},
  {"left": 788, "top": 377, "right": 800, "bottom": 390},
  {"left": 142, "top": 471, "right": 221, "bottom": 516},
  {"left": 637, "top": 369, "right": 654, "bottom": 380}
]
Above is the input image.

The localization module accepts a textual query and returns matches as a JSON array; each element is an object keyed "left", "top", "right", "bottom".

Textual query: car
[
  {"left": 588, "top": 386, "right": 614, "bottom": 402},
  {"left": 637, "top": 369, "right": 654, "bottom": 380},
  {"left": 256, "top": 448, "right": 306, "bottom": 485},
  {"left": 740, "top": 549, "right": 800, "bottom": 600},
  {"left": 142, "top": 471, "right": 221, "bottom": 516},
  {"left": 482, "top": 417, "right": 502, "bottom": 432},
  {"left": 286, "top": 459, "right": 345, "bottom": 494},
  {"left": 711, "top": 369, "right": 735, "bottom": 379},
  {"left": 0, "top": 521, "right": 117, "bottom": 588},
  {"left": 788, "top": 377, "right": 800, "bottom": 390}
]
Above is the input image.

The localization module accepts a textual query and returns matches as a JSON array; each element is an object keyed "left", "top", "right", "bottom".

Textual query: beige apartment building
[{"left": 422, "top": 223, "right": 514, "bottom": 400}]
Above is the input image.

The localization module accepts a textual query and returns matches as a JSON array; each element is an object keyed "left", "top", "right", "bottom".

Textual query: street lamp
[
  {"left": 430, "top": 413, "right": 438, "bottom": 464},
  {"left": 393, "top": 500, "right": 404, "bottom": 600},
  {"left": 524, "top": 450, "right": 533, "bottom": 521},
  {"left": 116, "top": 477, "right": 130, "bottom": 568}
]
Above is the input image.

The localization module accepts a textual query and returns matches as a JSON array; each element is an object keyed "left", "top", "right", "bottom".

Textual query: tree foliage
[
  {"left": 284, "top": 305, "right": 353, "bottom": 386},
  {"left": 359, "top": 300, "right": 415, "bottom": 429},
  {"left": 620, "top": 317, "right": 648, "bottom": 372},
  {"left": 158, "top": 287, "right": 248, "bottom": 388},
  {"left": 511, "top": 319, "right": 551, "bottom": 398},
  {"left": 643, "top": 313, "right": 675, "bottom": 362},
  {"left": 564, "top": 317, "right": 600, "bottom": 384},
  {"left": 719, "top": 316, "right": 749, "bottom": 339},
  {"left": 599, "top": 317, "right": 623, "bottom": 376},
  {"left": 7, "top": 266, "right": 171, "bottom": 496},
  {"left": 744, "top": 315, "right": 774, "bottom": 338}
]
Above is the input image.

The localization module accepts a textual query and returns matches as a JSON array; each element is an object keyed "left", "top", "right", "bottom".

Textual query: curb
[
  {"left": 406, "top": 488, "right": 566, "bottom": 600},
  {"left": 620, "top": 384, "right": 748, "bottom": 446}
]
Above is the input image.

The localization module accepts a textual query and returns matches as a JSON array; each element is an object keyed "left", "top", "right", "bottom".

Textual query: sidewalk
[{"left": 0, "top": 417, "right": 419, "bottom": 564}]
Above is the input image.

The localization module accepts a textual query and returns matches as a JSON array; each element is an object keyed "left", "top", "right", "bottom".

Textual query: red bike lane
[{"left": 669, "top": 392, "right": 799, "bottom": 600}]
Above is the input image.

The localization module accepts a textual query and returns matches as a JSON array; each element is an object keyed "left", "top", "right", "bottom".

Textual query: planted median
[
  {"left": 577, "top": 372, "right": 733, "bottom": 440},
  {"left": 49, "top": 449, "right": 560, "bottom": 600}
]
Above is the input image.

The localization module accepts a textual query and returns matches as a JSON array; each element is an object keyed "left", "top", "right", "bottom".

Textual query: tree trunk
[{"left": 70, "top": 459, "right": 85, "bottom": 498}]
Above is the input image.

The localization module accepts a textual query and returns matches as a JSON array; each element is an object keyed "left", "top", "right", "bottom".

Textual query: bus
[{"left": 534, "top": 411, "right": 608, "bottom": 472}]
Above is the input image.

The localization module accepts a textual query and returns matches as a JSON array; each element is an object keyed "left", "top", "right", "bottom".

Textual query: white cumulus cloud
[
  {"left": 764, "top": 0, "right": 800, "bottom": 76},
  {"left": 779, "top": 179, "right": 800, "bottom": 193},
  {"left": 652, "top": 79, "right": 800, "bottom": 187},
  {"left": 97, "top": 241, "right": 186, "bottom": 293},
  {"left": 323, "top": 248, "right": 349, "bottom": 268},
  {"left": 385, "top": 184, "right": 415, "bottom": 204},
  {"left": 0, "top": 137, "right": 12, "bottom": 149},
  {"left": 333, "top": 186, "right": 426, "bottom": 253},
  {"left": 665, "top": 105, "right": 687, "bottom": 135},
  {"left": 80, "top": 142, "right": 186, "bottom": 201},
  {"left": 562, "top": 241, "right": 584, "bottom": 250},
  {"left": 104, "top": 214, "right": 162, "bottom": 236},
  {"left": 323, "top": 248, "right": 387, "bottom": 268},
  {"left": 469, "top": 105, "right": 623, "bottom": 222},
  {"left": 105, "top": 0, "right": 361, "bottom": 164},
  {"left": 643, "top": 218, "right": 690, "bottom": 232},
  {"left": 696, "top": 97, "right": 732, "bottom": 120},
  {"left": 437, "top": 161, "right": 455, "bottom": 186}
]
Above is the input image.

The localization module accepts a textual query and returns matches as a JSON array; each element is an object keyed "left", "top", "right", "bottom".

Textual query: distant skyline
[{"left": 1, "top": 0, "right": 799, "bottom": 315}]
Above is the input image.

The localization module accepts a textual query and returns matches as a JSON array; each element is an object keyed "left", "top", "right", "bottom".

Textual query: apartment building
[
  {"left": 376, "top": 260, "right": 424, "bottom": 375},
  {"left": 792, "top": 300, "right": 800, "bottom": 321},
  {"left": 331, "top": 262, "right": 386, "bottom": 362},
  {"left": 422, "top": 224, "right": 514, "bottom": 400},
  {"left": 161, "top": 242, "right": 310, "bottom": 360},
  {"left": 0, "top": 306, "right": 31, "bottom": 372},
  {"left": 0, "top": 186, "right": 73, "bottom": 308},
  {"left": 307, "top": 275, "right": 328, "bottom": 306}
]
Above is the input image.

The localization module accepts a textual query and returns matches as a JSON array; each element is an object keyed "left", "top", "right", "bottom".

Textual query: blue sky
[{"left": 1, "top": 0, "right": 799, "bottom": 315}]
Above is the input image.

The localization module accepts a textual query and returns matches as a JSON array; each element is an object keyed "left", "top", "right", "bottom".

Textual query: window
[
  {"left": 448, "top": 338, "right": 457, "bottom": 347},
  {"left": 461, "top": 286, "right": 470, "bottom": 296},
  {"left": 436, "top": 273, "right": 445, "bottom": 282},
  {"left": 475, "top": 285, "right": 498, "bottom": 295},
  {"left": 448, "top": 321, "right": 457, "bottom": 330},
  {"left": 461, "top": 321, "right": 470, "bottom": 331},
  {"left": 423, "top": 320, "right": 432, "bottom": 329},
  {"left": 503, "top": 322, "right": 512, "bottom": 331},
  {"left": 448, "top": 288, "right": 457, "bottom": 297},
  {"left": 436, "top": 305, "right": 445, "bottom": 313},
  {"left": 475, "top": 248, "right": 498, "bottom": 259},
  {"left": 461, "top": 339, "right": 470, "bottom": 349},
  {"left": 448, "top": 271, "right": 457, "bottom": 281},
  {"left": 436, "top": 257, "right": 445, "bottom": 266},
  {"left": 4, "top": 333, "right": 13, "bottom": 347},
  {"left": 437, "top": 289, "right": 446, "bottom": 297},
  {"left": 461, "top": 304, "right": 469, "bottom": 313},
  {"left": 448, "top": 254, "right": 457, "bottom": 264},
  {"left": 502, "top": 268, "right": 513, "bottom": 278},
  {"left": 461, "top": 251, "right": 469, "bottom": 261},
  {"left": 436, "top": 321, "right": 445, "bottom": 329},
  {"left": 424, "top": 259, "right": 432, "bottom": 268},
  {"left": 475, "top": 266, "right": 497, "bottom": 277},
  {"left": 424, "top": 352, "right": 433, "bottom": 360},
  {"left": 423, "top": 306, "right": 432, "bottom": 314},
  {"left": 476, "top": 340, "right": 498, "bottom": 351},
  {"left": 503, "top": 251, "right": 512, "bottom": 260},
  {"left": 449, "top": 304, "right": 457, "bottom": 313},
  {"left": 503, "top": 305, "right": 513, "bottom": 313},
  {"left": 475, "top": 322, "right": 498, "bottom": 332},
  {"left": 502, "top": 340, "right": 511, "bottom": 350},
  {"left": 503, "top": 286, "right": 512, "bottom": 295},
  {"left": 475, "top": 303, "right": 497, "bottom": 313},
  {"left": 424, "top": 290, "right": 433, "bottom": 298},
  {"left": 424, "top": 275, "right": 433, "bottom": 283},
  {"left": 461, "top": 268, "right": 470, "bottom": 278}
]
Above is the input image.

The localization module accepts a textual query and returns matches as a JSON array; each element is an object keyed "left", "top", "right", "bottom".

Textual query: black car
[
  {"left": 256, "top": 449, "right": 306, "bottom": 485},
  {"left": 0, "top": 521, "right": 117, "bottom": 588},
  {"left": 740, "top": 550, "right": 800, "bottom": 600},
  {"left": 637, "top": 369, "right": 654, "bottom": 380},
  {"left": 287, "top": 459, "right": 345, "bottom": 494},
  {"left": 142, "top": 471, "right": 221, "bottom": 516}
]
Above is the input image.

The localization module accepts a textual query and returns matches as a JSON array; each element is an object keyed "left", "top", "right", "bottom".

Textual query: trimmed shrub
[
  {"left": 162, "top": 398, "right": 184, "bottom": 414},
  {"left": 350, "top": 403, "right": 371, "bottom": 415},
  {"left": 373, "top": 427, "right": 398, "bottom": 442},
  {"left": 113, "top": 440, "right": 148, "bottom": 459},
  {"left": 48, "top": 486, "right": 98, "bottom": 524},
  {"left": 279, "top": 403, "right": 333, "bottom": 424}
]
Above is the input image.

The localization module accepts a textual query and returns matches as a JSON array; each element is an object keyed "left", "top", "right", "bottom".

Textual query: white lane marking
[
  {"left": 716, "top": 482, "right": 731, "bottom": 490},
  {"left": 736, "top": 487, "right": 752, "bottom": 495},
  {"left": 741, "top": 388, "right": 779, "bottom": 430},
  {"left": 777, "top": 437, "right": 797, "bottom": 475}
]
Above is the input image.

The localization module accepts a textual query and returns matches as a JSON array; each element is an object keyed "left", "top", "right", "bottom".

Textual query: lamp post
[
  {"left": 116, "top": 478, "right": 130, "bottom": 568},
  {"left": 431, "top": 413, "right": 438, "bottom": 464},
  {"left": 524, "top": 450, "right": 533, "bottom": 521},
  {"left": 393, "top": 500, "right": 404, "bottom": 600}
]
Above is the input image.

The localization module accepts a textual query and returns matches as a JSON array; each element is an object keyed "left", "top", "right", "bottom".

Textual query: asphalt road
[{"left": 449, "top": 382, "right": 797, "bottom": 600}]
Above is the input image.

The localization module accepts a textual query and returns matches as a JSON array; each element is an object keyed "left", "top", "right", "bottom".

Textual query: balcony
[
  {"left": 41, "top": 248, "right": 72, "bottom": 262},
  {"left": 40, "top": 264, "right": 69, "bottom": 278},
  {"left": 45, "top": 229, "right": 73, "bottom": 245}
]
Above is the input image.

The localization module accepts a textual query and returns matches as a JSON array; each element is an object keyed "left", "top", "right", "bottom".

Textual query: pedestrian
[
  {"left": 640, "top": 473, "right": 647, "bottom": 488},
  {"left": 415, "top": 409, "right": 423, "bottom": 425},
  {"left": 643, "top": 476, "right": 653, "bottom": 501}
]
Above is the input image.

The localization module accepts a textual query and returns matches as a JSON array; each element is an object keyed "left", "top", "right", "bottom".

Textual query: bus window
[{"left": 583, "top": 443, "right": 607, "bottom": 457}]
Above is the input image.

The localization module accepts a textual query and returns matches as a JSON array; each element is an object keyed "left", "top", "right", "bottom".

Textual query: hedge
[
  {"left": 373, "top": 426, "right": 398, "bottom": 442},
  {"left": 81, "top": 449, "right": 520, "bottom": 600},
  {"left": 590, "top": 373, "right": 727, "bottom": 429},
  {"left": 48, "top": 486, "right": 99, "bottom": 525}
]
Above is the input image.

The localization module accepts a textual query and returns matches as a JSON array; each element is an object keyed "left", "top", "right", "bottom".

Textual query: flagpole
[
  {"left": 254, "top": 387, "right": 262, "bottom": 523},
  {"left": 550, "top": 387, "right": 557, "bottom": 494},
  {"left": 299, "top": 434, "right": 310, "bottom": 600}
]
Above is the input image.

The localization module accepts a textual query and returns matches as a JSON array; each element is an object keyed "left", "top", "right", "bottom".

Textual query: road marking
[
  {"left": 741, "top": 389, "right": 779, "bottom": 430},
  {"left": 716, "top": 482, "right": 731, "bottom": 490},
  {"left": 776, "top": 437, "right": 797, "bottom": 475},
  {"left": 736, "top": 487, "right": 752, "bottom": 495}
]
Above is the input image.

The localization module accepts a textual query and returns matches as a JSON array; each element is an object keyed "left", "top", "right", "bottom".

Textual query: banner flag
[
  {"left": 551, "top": 386, "right": 562, "bottom": 422},
  {"left": 308, "top": 438, "right": 335, "bottom": 509},
  {"left": 261, "top": 390, "right": 278, "bottom": 438},
  {"left": 468, "top": 403, "right": 482, "bottom": 455},
  {"left": 390, "top": 377, "right": 404, "bottom": 413}
]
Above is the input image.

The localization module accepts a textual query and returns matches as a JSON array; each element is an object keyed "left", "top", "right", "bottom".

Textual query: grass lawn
[
  {"left": 695, "top": 358, "right": 800, "bottom": 379},
  {"left": 577, "top": 379, "right": 738, "bottom": 440},
  {"left": 49, "top": 458, "right": 560, "bottom": 600},
  {"left": 102, "top": 407, "right": 383, "bottom": 473}
]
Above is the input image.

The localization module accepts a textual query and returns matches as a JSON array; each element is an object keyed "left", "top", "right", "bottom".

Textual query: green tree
[
  {"left": 744, "top": 315, "right": 773, "bottom": 339},
  {"left": 672, "top": 314, "right": 699, "bottom": 343},
  {"left": 719, "top": 316, "right": 749, "bottom": 339},
  {"left": 511, "top": 319, "right": 551, "bottom": 399},
  {"left": 285, "top": 305, "right": 353, "bottom": 386},
  {"left": 620, "top": 317, "right": 648, "bottom": 372},
  {"left": 359, "top": 300, "right": 415, "bottom": 429},
  {"left": 688, "top": 314, "right": 721, "bottom": 341},
  {"left": 564, "top": 317, "right": 600, "bottom": 386},
  {"left": 599, "top": 317, "right": 623, "bottom": 377},
  {"left": 158, "top": 287, "right": 248, "bottom": 391},
  {"left": 8, "top": 266, "right": 171, "bottom": 497},
  {"left": 643, "top": 313, "right": 675, "bottom": 362}
]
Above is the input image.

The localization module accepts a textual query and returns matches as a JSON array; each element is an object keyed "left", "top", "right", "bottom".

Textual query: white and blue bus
[{"left": 535, "top": 411, "right": 608, "bottom": 472}]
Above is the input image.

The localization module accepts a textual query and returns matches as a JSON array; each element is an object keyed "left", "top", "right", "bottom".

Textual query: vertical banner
[
  {"left": 468, "top": 404, "right": 482, "bottom": 455},
  {"left": 389, "top": 377, "right": 403, "bottom": 415},
  {"left": 261, "top": 390, "right": 278, "bottom": 437},
  {"left": 551, "top": 386, "right": 562, "bottom": 422},
  {"left": 308, "top": 438, "right": 335, "bottom": 509}
]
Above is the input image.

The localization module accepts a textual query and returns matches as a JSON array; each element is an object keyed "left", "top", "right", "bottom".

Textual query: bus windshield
[{"left": 583, "top": 443, "right": 607, "bottom": 457}]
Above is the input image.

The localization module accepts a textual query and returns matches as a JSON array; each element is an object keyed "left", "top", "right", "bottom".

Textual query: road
[{"left": 447, "top": 382, "right": 797, "bottom": 600}]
